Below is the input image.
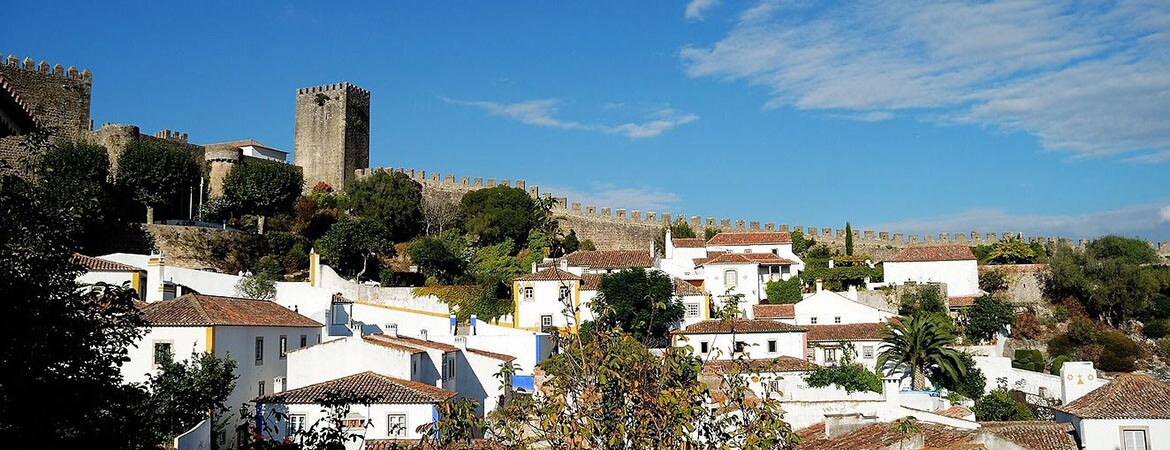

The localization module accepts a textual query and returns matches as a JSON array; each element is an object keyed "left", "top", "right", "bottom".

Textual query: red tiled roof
[
  {"left": 1055, "top": 373, "right": 1170, "bottom": 419},
  {"left": 73, "top": 253, "right": 143, "bottom": 272},
  {"left": 0, "top": 74, "right": 38, "bottom": 134},
  {"left": 948, "top": 296, "right": 976, "bottom": 308},
  {"left": 936, "top": 405, "right": 974, "bottom": 419},
  {"left": 978, "top": 421, "right": 1078, "bottom": 450},
  {"left": 140, "top": 294, "right": 323, "bottom": 328},
  {"left": 672, "top": 237, "right": 706, "bottom": 248},
  {"left": 692, "top": 250, "right": 728, "bottom": 266},
  {"left": 887, "top": 245, "right": 976, "bottom": 263},
  {"left": 796, "top": 420, "right": 975, "bottom": 450},
  {"left": 367, "top": 439, "right": 504, "bottom": 450},
  {"left": 202, "top": 139, "right": 282, "bottom": 152},
  {"left": 516, "top": 267, "right": 581, "bottom": 281},
  {"left": 702, "top": 356, "right": 816, "bottom": 374},
  {"left": 467, "top": 348, "right": 517, "bottom": 362},
  {"left": 674, "top": 278, "right": 705, "bottom": 296},
  {"left": 677, "top": 319, "right": 806, "bottom": 335},
  {"left": 564, "top": 250, "right": 654, "bottom": 269},
  {"left": 360, "top": 336, "right": 426, "bottom": 354},
  {"left": 806, "top": 323, "right": 887, "bottom": 342},
  {"left": 256, "top": 371, "right": 455, "bottom": 405},
  {"left": 707, "top": 231, "right": 792, "bottom": 246},
  {"left": 753, "top": 304, "right": 796, "bottom": 319},
  {"left": 699, "top": 253, "right": 795, "bottom": 266},
  {"left": 580, "top": 274, "right": 602, "bottom": 291}
]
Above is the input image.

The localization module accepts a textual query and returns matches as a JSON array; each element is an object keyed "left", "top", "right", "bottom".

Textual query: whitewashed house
[
  {"left": 126, "top": 294, "right": 324, "bottom": 449},
  {"left": 560, "top": 249, "right": 654, "bottom": 275},
  {"left": 804, "top": 323, "right": 887, "bottom": 371},
  {"left": 256, "top": 371, "right": 454, "bottom": 446},
  {"left": 576, "top": 273, "right": 710, "bottom": 328},
  {"left": 700, "top": 356, "right": 817, "bottom": 400},
  {"left": 882, "top": 245, "right": 980, "bottom": 297},
  {"left": 74, "top": 253, "right": 146, "bottom": 294},
  {"left": 657, "top": 231, "right": 804, "bottom": 315},
  {"left": 792, "top": 284, "right": 896, "bottom": 326},
  {"left": 1054, "top": 364, "right": 1170, "bottom": 450},
  {"left": 512, "top": 267, "right": 582, "bottom": 331},
  {"left": 673, "top": 319, "right": 807, "bottom": 360},
  {"left": 658, "top": 233, "right": 709, "bottom": 284}
]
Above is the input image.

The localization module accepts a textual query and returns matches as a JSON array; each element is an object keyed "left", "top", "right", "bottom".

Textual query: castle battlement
[
  {"left": 354, "top": 165, "right": 1170, "bottom": 256},
  {"left": 3, "top": 54, "right": 92, "bottom": 82},
  {"left": 296, "top": 82, "right": 370, "bottom": 98}
]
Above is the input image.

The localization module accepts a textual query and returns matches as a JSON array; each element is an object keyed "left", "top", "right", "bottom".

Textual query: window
[
  {"left": 834, "top": 316, "right": 842, "bottom": 324},
  {"left": 279, "top": 335, "right": 288, "bottom": 358},
  {"left": 744, "top": 249, "right": 752, "bottom": 253},
  {"left": 540, "top": 315, "right": 553, "bottom": 330},
  {"left": 152, "top": 341, "right": 173, "bottom": 367},
  {"left": 735, "top": 341, "right": 747, "bottom": 353},
  {"left": 255, "top": 337, "right": 264, "bottom": 364},
  {"left": 767, "top": 340, "right": 777, "bottom": 353},
  {"left": 685, "top": 303, "right": 701, "bottom": 318},
  {"left": 387, "top": 414, "right": 408, "bottom": 438},
  {"left": 523, "top": 287, "right": 534, "bottom": 301},
  {"left": 810, "top": 317, "right": 818, "bottom": 324},
  {"left": 315, "top": 333, "right": 321, "bottom": 344},
  {"left": 700, "top": 341, "right": 709, "bottom": 353},
  {"left": 300, "top": 334, "right": 307, "bottom": 348},
  {"left": 443, "top": 354, "right": 456, "bottom": 380},
  {"left": 824, "top": 348, "right": 838, "bottom": 364},
  {"left": 768, "top": 380, "right": 781, "bottom": 393},
  {"left": 863, "top": 346, "right": 874, "bottom": 359},
  {"left": 258, "top": 380, "right": 265, "bottom": 396},
  {"left": 1123, "top": 429, "right": 1148, "bottom": 450},
  {"left": 288, "top": 415, "right": 306, "bottom": 435},
  {"left": 771, "top": 249, "right": 779, "bottom": 255},
  {"left": 342, "top": 415, "right": 366, "bottom": 429},
  {"left": 806, "top": 347, "right": 815, "bottom": 361},
  {"left": 442, "top": 357, "right": 450, "bottom": 381},
  {"left": 412, "top": 357, "right": 419, "bottom": 376},
  {"left": 724, "top": 270, "right": 738, "bottom": 288},
  {"left": 558, "top": 286, "right": 570, "bottom": 301}
]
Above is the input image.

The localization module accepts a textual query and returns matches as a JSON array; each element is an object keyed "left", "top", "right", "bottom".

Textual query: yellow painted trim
[
  {"left": 512, "top": 281, "right": 520, "bottom": 329},
  {"left": 308, "top": 252, "right": 318, "bottom": 287},
  {"left": 354, "top": 301, "right": 454, "bottom": 318},
  {"left": 572, "top": 280, "right": 581, "bottom": 333},
  {"left": 205, "top": 327, "right": 215, "bottom": 353},
  {"left": 702, "top": 293, "right": 710, "bottom": 320},
  {"left": 131, "top": 273, "right": 142, "bottom": 295}
]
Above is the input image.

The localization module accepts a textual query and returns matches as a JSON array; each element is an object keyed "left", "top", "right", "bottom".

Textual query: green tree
[
  {"left": 1086, "top": 235, "right": 1159, "bottom": 265},
  {"left": 655, "top": 220, "right": 696, "bottom": 256},
  {"left": 590, "top": 268, "right": 685, "bottom": 345},
  {"left": 928, "top": 353, "right": 985, "bottom": 400},
  {"left": 803, "top": 361, "right": 882, "bottom": 393},
  {"left": 141, "top": 351, "right": 239, "bottom": 444},
  {"left": 407, "top": 232, "right": 468, "bottom": 284},
  {"left": 764, "top": 277, "right": 802, "bottom": 304},
  {"left": 963, "top": 295, "right": 1015, "bottom": 343},
  {"left": 116, "top": 138, "right": 200, "bottom": 223},
  {"left": 235, "top": 257, "right": 283, "bottom": 300},
  {"left": 344, "top": 171, "right": 424, "bottom": 242},
  {"left": 845, "top": 222, "right": 854, "bottom": 256},
  {"left": 562, "top": 229, "right": 581, "bottom": 254},
  {"left": 1043, "top": 240, "right": 1161, "bottom": 325},
  {"left": 898, "top": 284, "right": 947, "bottom": 316},
  {"left": 973, "top": 386, "right": 1033, "bottom": 421},
  {"left": 876, "top": 314, "right": 967, "bottom": 390},
  {"left": 315, "top": 217, "right": 393, "bottom": 280},
  {"left": 704, "top": 227, "right": 720, "bottom": 241},
  {"left": 0, "top": 174, "right": 156, "bottom": 450},
  {"left": 579, "top": 239, "right": 597, "bottom": 251},
  {"left": 460, "top": 186, "right": 536, "bottom": 251},
  {"left": 416, "top": 398, "right": 485, "bottom": 448},
  {"left": 790, "top": 230, "right": 815, "bottom": 257},
  {"left": 979, "top": 268, "right": 1009, "bottom": 293},
  {"left": 987, "top": 238, "right": 1037, "bottom": 264},
  {"left": 222, "top": 159, "right": 304, "bottom": 234}
]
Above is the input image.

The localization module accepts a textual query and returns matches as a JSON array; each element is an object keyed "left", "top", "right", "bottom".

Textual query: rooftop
[
  {"left": 516, "top": 267, "right": 581, "bottom": 282},
  {"left": 671, "top": 237, "right": 707, "bottom": 248},
  {"left": 805, "top": 323, "right": 888, "bottom": 342},
  {"left": 564, "top": 250, "right": 654, "bottom": 269},
  {"left": 73, "top": 253, "right": 143, "bottom": 272},
  {"left": 140, "top": 294, "right": 322, "bottom": 328},
  {"left": 752, "top": 304, "right": 796, "bottom": 319},
  {"left": 701, "top": 356, "right": 816, "bottom": 374},
  {"left": 698, "top": 252, "right": 796, "bottom": 266},
  {"left": 886, "top": 244, "right": 977, "bottom": 263},
  {"left": 978, "top": 421, "right": 1078, "bottom": 450},
  {"left": 707, "top": 231, "right": 792, "bottom": 246},
  {"left": 795, "top": 420, "right": 974, "bottom": 450},
  {"left": 256, "top": 371, "right": 455, "bottom": 405},
  {"left": 202, "top": 139, "right": 286, "bottom": 154},
  {"left": 677, "top": 319, "right": 806, "bottom": 335},
  {"left": 1055, "top": 373, "right": 1170, "bottom": 419}
]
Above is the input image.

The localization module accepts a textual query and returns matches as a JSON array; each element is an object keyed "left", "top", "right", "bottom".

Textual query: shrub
[
  {"left": 1011, "top": 311, "right": 1043, "bottom": 340},
  {"left": 380, "top": 269, "right": 426, "bottom": 287},
  {"left": 1145, "top": 320, "right": 1170, "bottom": 339},
  {"left": 1012, "top": 349, "right": 1045, "bottom": 373},
  {"left": 974, "top": 387, "right": 1033, "bottom": 421},
  {"left": 764, "top": 277, "right": 802, "bottom": 304},
  {"left": 1049, "top": 355, "right": 1071, "bottom": 375},
  {"left": 1096, "top": 330, "right": 1143, "bottom": 372},
  {"left": 803, "top": 363, "right": 882, "bottom": 394},
  {"left": 1156, "top": 338, "right": 1170, "bottom": 359}
]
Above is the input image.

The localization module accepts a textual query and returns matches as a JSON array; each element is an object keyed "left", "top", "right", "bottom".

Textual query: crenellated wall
[
  {"left": 355, "top": 166, "right": 1170, "bottom": 258},
  {"left": 0, "top": 53, "right": 93, "bottom": 171}
]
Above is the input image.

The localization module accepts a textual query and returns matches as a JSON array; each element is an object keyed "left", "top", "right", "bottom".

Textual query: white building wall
[
  {"left": 1056, "top": 416, "right": 1170, "bottom": 450},
  {"left": 795, "top": 291, "right": 895, "bottom": 325},
  {"left": 705, "top": 242, "right": 805, "bottom": 273},
  {"left": 808, "top": 339, "right": 883, "bottom": 371},
  {"left": 260, "top": 402, "right": 437, "bottom": 446},
  {"left": 213, "top": 325, "right": 322, "bottom": 421},
  {"left": 77, "top": 270, "right": 138, "bottom": 287},
  {"left": 286, "top": 337, "right": 416, "bottom": 389},
  {"left": 678, "top": 331, "right": 806, "bottom": 360},
  {"left": 704, "top": 262, "right": 764, "bottom": 311},
  {"left": 123, "top": 326, "right": 209, "bottom": 384},
  {"left": 514, "top": 279, "right": 579, "bottom": 330},
  {"left": 884, "top": 260, "right": 980, "bottom": 297}
]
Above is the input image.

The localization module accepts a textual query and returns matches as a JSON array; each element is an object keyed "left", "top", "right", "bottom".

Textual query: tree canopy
[
  {"left": 139, "top": 351, "right": 239, "bottom": 445},
  {"left": 963, "top": 295, "right": 1015, "bottom": 343},
  {"left": 344, "top": 171, "right": 424, "bottom": 242},
  {"left": 222, "top": 159, "right": 304, "bottom": 233},
  {"left": 116, "top": 138, "right": 200, "bottom": 221},
  {"left": 1043, "top": 237, "right": 1163, "bottom": 325},
  {"left": 315, "top": 216, "right": 393, "bottom": 279},
  {"left": 459, "top": 186, "right": 536, "bottom": 251},
  {"left": 589, "top": 268, "right": 685, "bottom": 345},
  {"left": 877, "top": 314, "right": 967, "bottom": 390}
]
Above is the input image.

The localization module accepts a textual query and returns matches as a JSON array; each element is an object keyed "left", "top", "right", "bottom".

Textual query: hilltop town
[{"left": 3, "top": 53, "right": 1170, "bottom": 450}]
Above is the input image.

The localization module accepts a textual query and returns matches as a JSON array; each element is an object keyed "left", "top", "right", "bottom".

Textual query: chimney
[
  {"left": 558, "top": 258, "right": 568, "bottom": 271},
  {"left": 145, "top": 252, "right": 165, "bottom": 303},
  {"left": 828, "top": 259, "right": 834, "bottom": 269},
  {"left": 823, "top": 413, "right": 876, "bottom": 438},
  {"left": 882, "top": 376, "right": 900, "bottom": 406},
  {"left": 454, "top": 336, "right": 467, "bottom": 350},
  {"left": 419, "top": 329, "right": 429, "bottom": 342},
  {"left": 664, "top": 228, "right": 674, "bottom": 259},
  {"left": 470, "top": 314, "right": 478, "bottom": 336},
  {"left": 1061, "top": 361, "right": 1097, "bottom": 404},
  {"left": 531, "top": 261, "right": 538, "bottom": 274},
  {"left": 384, "top": 323, "right": 398, "bottom": 338},
  {"left": 847, "top": 285, "right": 858, "bottom": 301},
  {"left": 449, "top": 313, "right": 457, "bottom": 335},
  {"left": 815, "top": 279, "right": 824, "bottom": 293}
]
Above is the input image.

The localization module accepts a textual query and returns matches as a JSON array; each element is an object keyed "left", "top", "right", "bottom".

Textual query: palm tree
[{"left": 876, "top": 314, "right": 967, "bottom": 390}]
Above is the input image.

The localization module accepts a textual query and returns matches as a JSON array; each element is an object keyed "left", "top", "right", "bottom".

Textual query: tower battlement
[
  {"left": 293, "top": 82, "right": 371, "bottom": 191},
  {"left": 0, "top": 53, "right": 93, "bottom": 170}
]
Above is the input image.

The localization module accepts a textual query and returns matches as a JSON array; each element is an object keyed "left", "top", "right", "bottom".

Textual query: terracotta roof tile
[
  {"left": 367, "top": 439, "right": 504, "bottom": 450},
  {"left": 674, "top": 277, "right": 705, "bottom": 296},
  {"left": 361, "top": 335, "right": 429, "bottom": 354},
  {"left": 978, "top": 421, "right": 1077, "bottom": 450},
  {"left": 677, "top": 319, "right": 806, "bottom": 334},
  {"left": 466, "top": 348, "right": 517, "bottom": 362},
  {"left": 707, "top": 231, "right": 792, "bottom": 246},
  {"left": 806, "top": 323, "right": 888, "bottom": 342},
  {"left": 369, "top": 334, "right": 458, "bottom": 352},
  {"left": 753, "top": 304, "right": 796, "bottom": 319},
  {"left": 564, "top": 250, "right": 654, "bottom": 269},
  {"left": 0, "top": 74, "right": 38, "bottom": 133},
  {"left": 73, "top": 253, "right": 143, "bottom": 272},
  {"left": 140, "top": 294, "right": 323, "bottom": 328},
  {"left": 256, "top": 371, "right": 454, "bottom": 405},
  {"left": 702, "top": 356, "right": 816, "bottom": 374},
  {"left": 948, "top": 296, "right": 976, "bottom": 308},
  {"left": 516, "top": 267, "right": 581, "bottom": 281},
  {"left": 671, "top": 237, "right": 707, "bottom": 248},
  {"left": 699, "top": 253, "right": 796, "bottom": 266},
  {"left": 202, "top": 139, "right": 283, "bottom": 152},
  {"left": 580, "top": 273, "right": 602, "bottom": 291},
  {"left": 796, "top": 421, "right": 976, "bottom": 450},
  {"left": 887, "top": 245, "right": 977, "bottom": 263},
  {"left": 1055, "top": 373, "right": 1170, "bottom": 419},
  {"left": 936, "top": 405, "right": 974, "bottom": 419}
]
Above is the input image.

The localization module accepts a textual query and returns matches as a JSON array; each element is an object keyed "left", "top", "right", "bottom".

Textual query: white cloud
[
  {"left": 543, "top": 182, "right": 681, "bottom": 213},
  {"left": 681, "top": 0, "right": 1170, "bottom": 162},
  {"left": 444, "top": 98, "right": 699, "bottom": 139},
  {"left": 685, "top": 0, "right": 721, "bottom": 21},
  {"left": 865, "top": 203, "right": 1170, "bottom": 241}
]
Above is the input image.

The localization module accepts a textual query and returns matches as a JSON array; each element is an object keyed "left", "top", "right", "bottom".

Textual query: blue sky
[{"left": 7, "top": 1, "right": 1169, "bottom": 240}]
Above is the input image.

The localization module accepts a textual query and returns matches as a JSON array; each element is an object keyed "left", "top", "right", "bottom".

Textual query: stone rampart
[{"left": 0, "top": 54, "right": 93, "bottom": 170}]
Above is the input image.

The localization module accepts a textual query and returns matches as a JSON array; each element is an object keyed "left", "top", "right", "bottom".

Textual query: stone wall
[
  {"left": 144, "top": 224, "right": 263, "bottom": 269},
  {"left": 294, "top": 83, "right": 370, "bottom": 192},
  {"left": 0, "top": 54, "right": 92, "bottom": 170}
]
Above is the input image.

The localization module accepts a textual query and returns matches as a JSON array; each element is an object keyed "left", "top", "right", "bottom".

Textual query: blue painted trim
[{"left": 432, "top": 404, "right": 441, "bottom": 440}]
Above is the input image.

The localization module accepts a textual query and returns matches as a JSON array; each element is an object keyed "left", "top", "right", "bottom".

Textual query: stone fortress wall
[
  {"left": 0, "top": 54, "right": 92, "bottom": 168},
  {"left": 356, "top": 166, "right": 1170, "bottom": 260}
]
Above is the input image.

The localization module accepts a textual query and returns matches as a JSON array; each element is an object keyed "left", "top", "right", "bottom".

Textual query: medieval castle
[{"left": 1, "top": 53, "right": 1166, "bottom": 258}]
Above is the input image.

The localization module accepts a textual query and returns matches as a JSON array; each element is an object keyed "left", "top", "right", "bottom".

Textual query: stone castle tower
[
  {"left": 0, "top": 55, "right": 93, "bottom": 169},
  {"left": 293, "top": 82, "right": 370, "bottom": 192}
]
